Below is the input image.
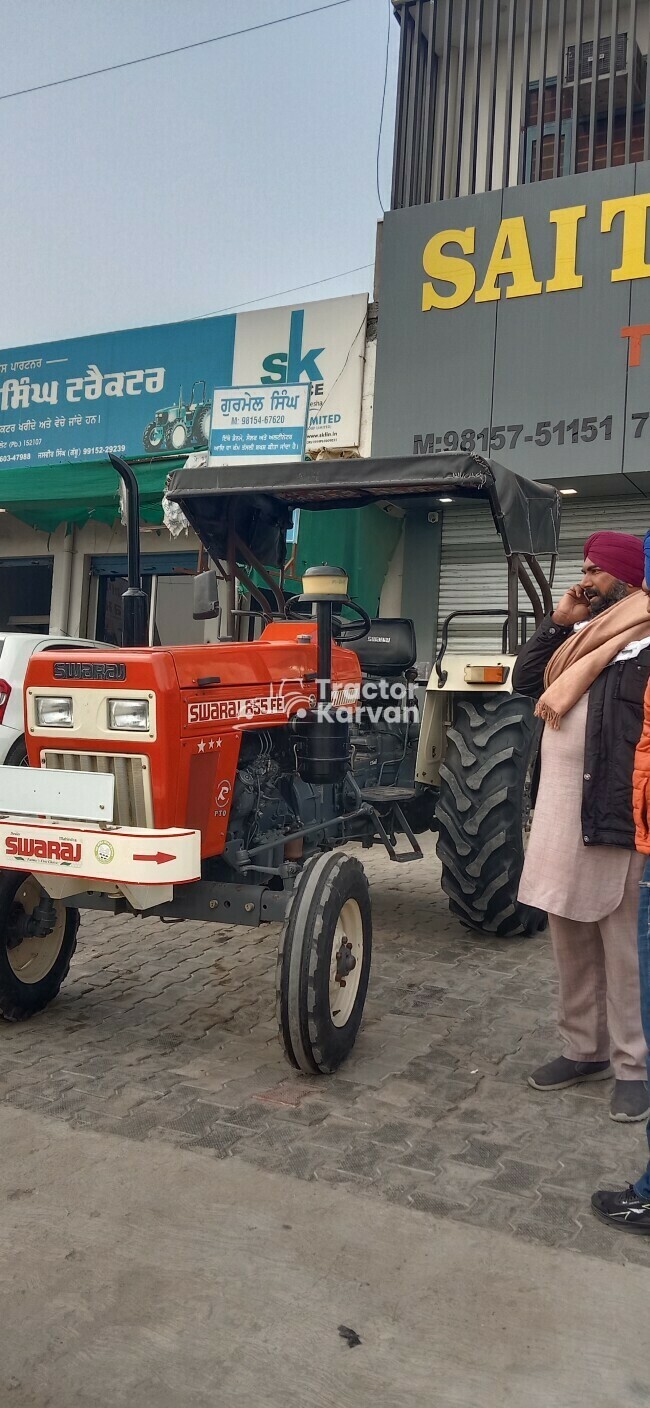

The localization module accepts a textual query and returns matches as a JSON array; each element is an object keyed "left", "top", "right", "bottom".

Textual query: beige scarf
[{"left": 535, "top": 591, "right": 650, "bottom": 729}]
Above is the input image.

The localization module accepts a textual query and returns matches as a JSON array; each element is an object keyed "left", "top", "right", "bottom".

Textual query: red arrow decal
[{"left": 132, "top": 851, "right": 177, "bottom": 865}]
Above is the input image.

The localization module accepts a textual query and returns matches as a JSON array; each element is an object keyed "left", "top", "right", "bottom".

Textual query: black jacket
[{"left": 513, "top": 614, "right": 650, "bottom": 849}]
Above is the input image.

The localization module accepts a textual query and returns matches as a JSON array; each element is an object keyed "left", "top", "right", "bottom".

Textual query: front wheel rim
[
  {"left": 328, "top": 898, "right": 363, "bottom": 1027},
  {"left": 6, "top": 878, "right": 67, "bottom": 984}
]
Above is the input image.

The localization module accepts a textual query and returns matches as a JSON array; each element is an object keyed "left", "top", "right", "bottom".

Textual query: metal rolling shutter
[{"left": 437, "top": 496, "right": 648, "bottom": 654}]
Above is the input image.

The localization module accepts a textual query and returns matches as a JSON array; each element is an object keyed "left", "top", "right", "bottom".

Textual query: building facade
[
  {"left": 0, "top": 295, "right": 377, "bottom": 642},
  {"left": 373, "top": 0, "right": 650, "bottom": 676}
]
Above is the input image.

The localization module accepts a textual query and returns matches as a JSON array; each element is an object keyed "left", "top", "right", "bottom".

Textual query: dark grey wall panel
[
  {"left": 372, "top": 192, "right": 503, "bottom": 457},
  {"left": 620, "top": 160, "right": 650, "bottom": 482},
  {"left": 491, "top": 167, "right": 632, "bottom": 483}
]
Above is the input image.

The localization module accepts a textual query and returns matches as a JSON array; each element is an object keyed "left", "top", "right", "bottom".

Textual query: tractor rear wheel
[
  {"left": 277, "top": 851, "right": 372, "bottom": 1074},
  {"left": 192, "top": 405, "right": 211, "bottom": 446},
  {"left": 436, "top": 693, "right": 546, "bottom": 939},
  {"left": 0, "top": 872, "right": 79, "bottom": 1021},
  {"left": 165, "top": 421, "right": 190, "bottom": 452}
]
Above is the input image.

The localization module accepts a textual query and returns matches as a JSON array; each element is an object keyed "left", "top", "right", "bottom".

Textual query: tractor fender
[{"left": 415, "top": 653, "right": 518, "bottom": 787}]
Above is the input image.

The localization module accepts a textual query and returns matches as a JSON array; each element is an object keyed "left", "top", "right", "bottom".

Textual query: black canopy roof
[{"left": 165, "top": 453, "right": 561, "bottom": 568}]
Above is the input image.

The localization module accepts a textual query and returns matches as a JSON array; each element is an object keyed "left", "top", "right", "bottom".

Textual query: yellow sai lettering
[
  {"left": 601, "top": 194, "right": 650, "bottom": 282},
  {"left": 422, "top": 227, "right": 476, "bottom": 311},
  {"left": 475, "top": 216, "right": 543, "bottom": 302}
]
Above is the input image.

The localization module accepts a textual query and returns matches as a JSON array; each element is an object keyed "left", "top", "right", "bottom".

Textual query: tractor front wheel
[
  {"left": 143, "top": 421, "right": 165, "bottom": 454},
  {"left": 0, "top": 872, "right": 79, "bottom": 1021},
  {"left": 436, "top": 693, "right": 545, "bottom": 938},
  {"left": 277, "top": 851, "right": 372, "bottom": 1074}
]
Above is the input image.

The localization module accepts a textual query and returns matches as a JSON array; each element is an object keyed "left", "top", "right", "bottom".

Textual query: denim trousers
[{"left": 634, "top": 858, "right": 650, "bottom": 1199}]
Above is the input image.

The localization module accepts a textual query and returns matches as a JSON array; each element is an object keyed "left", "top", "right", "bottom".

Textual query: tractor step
[{"left": 359, "top": 785, "right": 417, "bottom": 807}]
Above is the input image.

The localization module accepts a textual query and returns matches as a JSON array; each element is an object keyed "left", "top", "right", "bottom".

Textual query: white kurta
[{"left": 518, "top": 692, "right": 636, "bottom": 921}]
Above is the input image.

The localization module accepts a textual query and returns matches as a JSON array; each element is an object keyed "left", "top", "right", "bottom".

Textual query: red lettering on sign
[
  {"left": 5, "top": 836, "right": 81, "bottom": 863},
  {"left": 621, "top": 324, "right": 650, "bottom": 367}
]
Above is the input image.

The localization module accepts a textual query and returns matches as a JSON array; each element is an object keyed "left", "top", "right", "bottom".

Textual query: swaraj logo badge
[
  {"left": 5, "top": 835, "right": 81, "bottom": 864},
  {"left": 94, "top": 840, "right": 115, "bottom": 865},
  {"left": 216, "top": 780, "right": 231, "bottom": 808}
]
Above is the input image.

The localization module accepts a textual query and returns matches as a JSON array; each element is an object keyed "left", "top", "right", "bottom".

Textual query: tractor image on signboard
[
  {"left": 142, "top": 380, "right": 212, "bottom": 455},
  {"left": 0, "top": 453, "right": 559, "bottom": 1073}
]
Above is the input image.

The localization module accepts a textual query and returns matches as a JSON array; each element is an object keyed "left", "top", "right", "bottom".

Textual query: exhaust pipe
[{"left": 108, "top": 454, "right": 149, "bottom": 648}]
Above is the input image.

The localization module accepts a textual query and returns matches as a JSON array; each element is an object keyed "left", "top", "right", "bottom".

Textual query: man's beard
[{"left": 587, "top": 581, "right": 628, "bottom": 616}]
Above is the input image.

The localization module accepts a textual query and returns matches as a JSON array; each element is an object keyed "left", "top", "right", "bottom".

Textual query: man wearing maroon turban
[{"left": 513, "top": 530, "right": 650, "bottom": 1125}]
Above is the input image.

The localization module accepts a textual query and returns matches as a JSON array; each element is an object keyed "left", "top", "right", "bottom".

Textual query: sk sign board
[
  {"left": 372, "top": 164, "right": 650, "bottom": 486},
  {"left": 0, "top": 294, "right": 367, "bottom": 472}
]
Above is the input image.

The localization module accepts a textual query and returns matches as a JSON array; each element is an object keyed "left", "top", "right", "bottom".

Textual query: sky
[{"left": 0, "top": 0, "right": 398, "bottom": 350}]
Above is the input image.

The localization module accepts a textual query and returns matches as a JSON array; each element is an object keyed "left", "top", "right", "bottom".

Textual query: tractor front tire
[
  {"left": 0, "top": 872, "right": 79, "bottom": 1021},
  {"left": 277, "top": 851, "right": 372, "bottom": 1074},
  {"left": 143, "top": 422, "right": 165, "bottom": 454},
  {"left": 436, "top": 694, "right": 545, "bottom": 939}
]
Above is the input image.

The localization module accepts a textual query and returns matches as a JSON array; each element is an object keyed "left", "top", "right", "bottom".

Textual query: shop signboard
[
  {"left": 209, "top": 383, "right": 310, "bottom": 464},
  {"left": 0, "top": 294, "right": 367, "bottom": 472},
  {"left": 372, "top": 163, "right": 650, "bottom": 488}
]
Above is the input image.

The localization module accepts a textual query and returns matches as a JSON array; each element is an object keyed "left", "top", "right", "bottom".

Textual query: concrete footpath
[
  {"left": 0, "top": 1101, "right": 648, "bottom": 1408},
  {"left": 1, "top": 838, "right": 649, "bottom": 1405}
]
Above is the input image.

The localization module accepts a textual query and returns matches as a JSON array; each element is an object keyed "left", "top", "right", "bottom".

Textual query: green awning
[
  {"left": 0, "top": 458, "right": 181, "bottom": 532},
  {"left": 0, "top": 462, "right": 402, "bottom": 617}
]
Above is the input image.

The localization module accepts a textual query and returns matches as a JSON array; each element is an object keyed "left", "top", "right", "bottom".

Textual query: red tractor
[{"left": 0, "top": 453, "right": 559, "bottom": 1073}]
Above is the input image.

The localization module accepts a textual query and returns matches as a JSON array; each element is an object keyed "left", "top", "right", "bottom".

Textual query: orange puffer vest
[{"left": 634, "top": 684, "right": 650, "bottom": 853}]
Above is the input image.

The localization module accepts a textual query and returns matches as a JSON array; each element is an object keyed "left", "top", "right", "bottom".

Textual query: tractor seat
[{"left": 352, "top": 618, "right": 417, "bottom": 678}]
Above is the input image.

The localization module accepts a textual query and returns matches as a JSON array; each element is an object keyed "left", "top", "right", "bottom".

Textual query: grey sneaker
[
  {"left": 528, "top": 1056, "right": 612, "bottom": 1091},
  {"left": 609, "top": 1080, "right": 650, "bottom": 1123}
]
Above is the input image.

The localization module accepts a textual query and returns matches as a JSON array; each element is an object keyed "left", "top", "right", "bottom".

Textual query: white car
[{"left": 0, "top": 633, "right": 99, "bottom": 768}]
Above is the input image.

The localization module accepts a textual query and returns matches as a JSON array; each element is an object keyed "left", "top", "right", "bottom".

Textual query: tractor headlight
[
  {"left": 108, "top": 698, "right": 150, "bottom": 732},
  {"left": 35, "top": 696, "right": 73, "bottom": 728}
]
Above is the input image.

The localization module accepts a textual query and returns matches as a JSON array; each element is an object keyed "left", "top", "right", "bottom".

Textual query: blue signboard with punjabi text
[
  {"left": 0, "top": 294, "right": 367, "bottom": 472},
  {"left": 0, "top": 319, "right": 236, "bottom": 470}
]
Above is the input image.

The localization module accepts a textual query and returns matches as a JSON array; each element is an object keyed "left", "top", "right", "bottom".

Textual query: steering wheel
[
  {"left": 332, "top": 603, "right": 371, "bottom": 643},
  {"left": 285, "top": 597, "right": 371, "bottom": 643}
]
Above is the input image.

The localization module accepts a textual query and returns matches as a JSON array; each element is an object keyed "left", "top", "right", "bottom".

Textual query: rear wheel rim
[
  {"left": 171, "top": 424, "right": 187, "bottom": 449},
  {"left": 6, "top": 878, "right": 67, "bottom": 984},
  {"left": 329, "top": 898, "right": 363, "bottom": 1027}
]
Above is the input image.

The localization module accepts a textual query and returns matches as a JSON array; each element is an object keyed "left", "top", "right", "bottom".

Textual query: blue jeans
[{"left": 634, "top": 859, "right": 650, "bottom": 1199}]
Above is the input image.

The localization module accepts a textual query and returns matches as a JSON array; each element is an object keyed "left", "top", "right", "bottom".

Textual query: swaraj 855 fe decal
[{"left": 187, "top": 689, "right": 314, "bottom": 726}]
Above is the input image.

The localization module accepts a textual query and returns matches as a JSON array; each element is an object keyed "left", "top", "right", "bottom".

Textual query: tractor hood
[{"left": 166, "top": 453, "right": 561, "bottom": 568}]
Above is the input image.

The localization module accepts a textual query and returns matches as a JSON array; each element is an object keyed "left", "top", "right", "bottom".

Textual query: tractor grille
[{"left": 42, "top": 752, "right": 152, "bottom": 828}]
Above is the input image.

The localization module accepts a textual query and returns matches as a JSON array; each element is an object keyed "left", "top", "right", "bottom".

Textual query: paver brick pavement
[{"left": 1, "top": 836, "right": 649, "bottom": 1267}]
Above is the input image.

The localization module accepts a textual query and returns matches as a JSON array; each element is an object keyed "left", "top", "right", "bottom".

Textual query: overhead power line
[
  {"left": 200, "top": 263, "right": 374, "bottom": 316},
  {"left": 0, "top": 0, "right": 358, "bottom": 102}
]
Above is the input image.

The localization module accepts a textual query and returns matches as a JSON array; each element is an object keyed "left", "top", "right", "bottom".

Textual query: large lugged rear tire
[
  {"left": 277, "top": 851, "right": 372, "bottom": 1074},
  {"left": 0, "top": 871, "right": 79, "bottom": 1021},
  {"left": 436, "top": 693, "right": 546, "bottom": 938}
]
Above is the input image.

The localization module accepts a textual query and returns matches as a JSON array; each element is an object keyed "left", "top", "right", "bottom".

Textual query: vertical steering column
[{"left": 301, "top": 565, "right": 350, "bottom": 705}]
